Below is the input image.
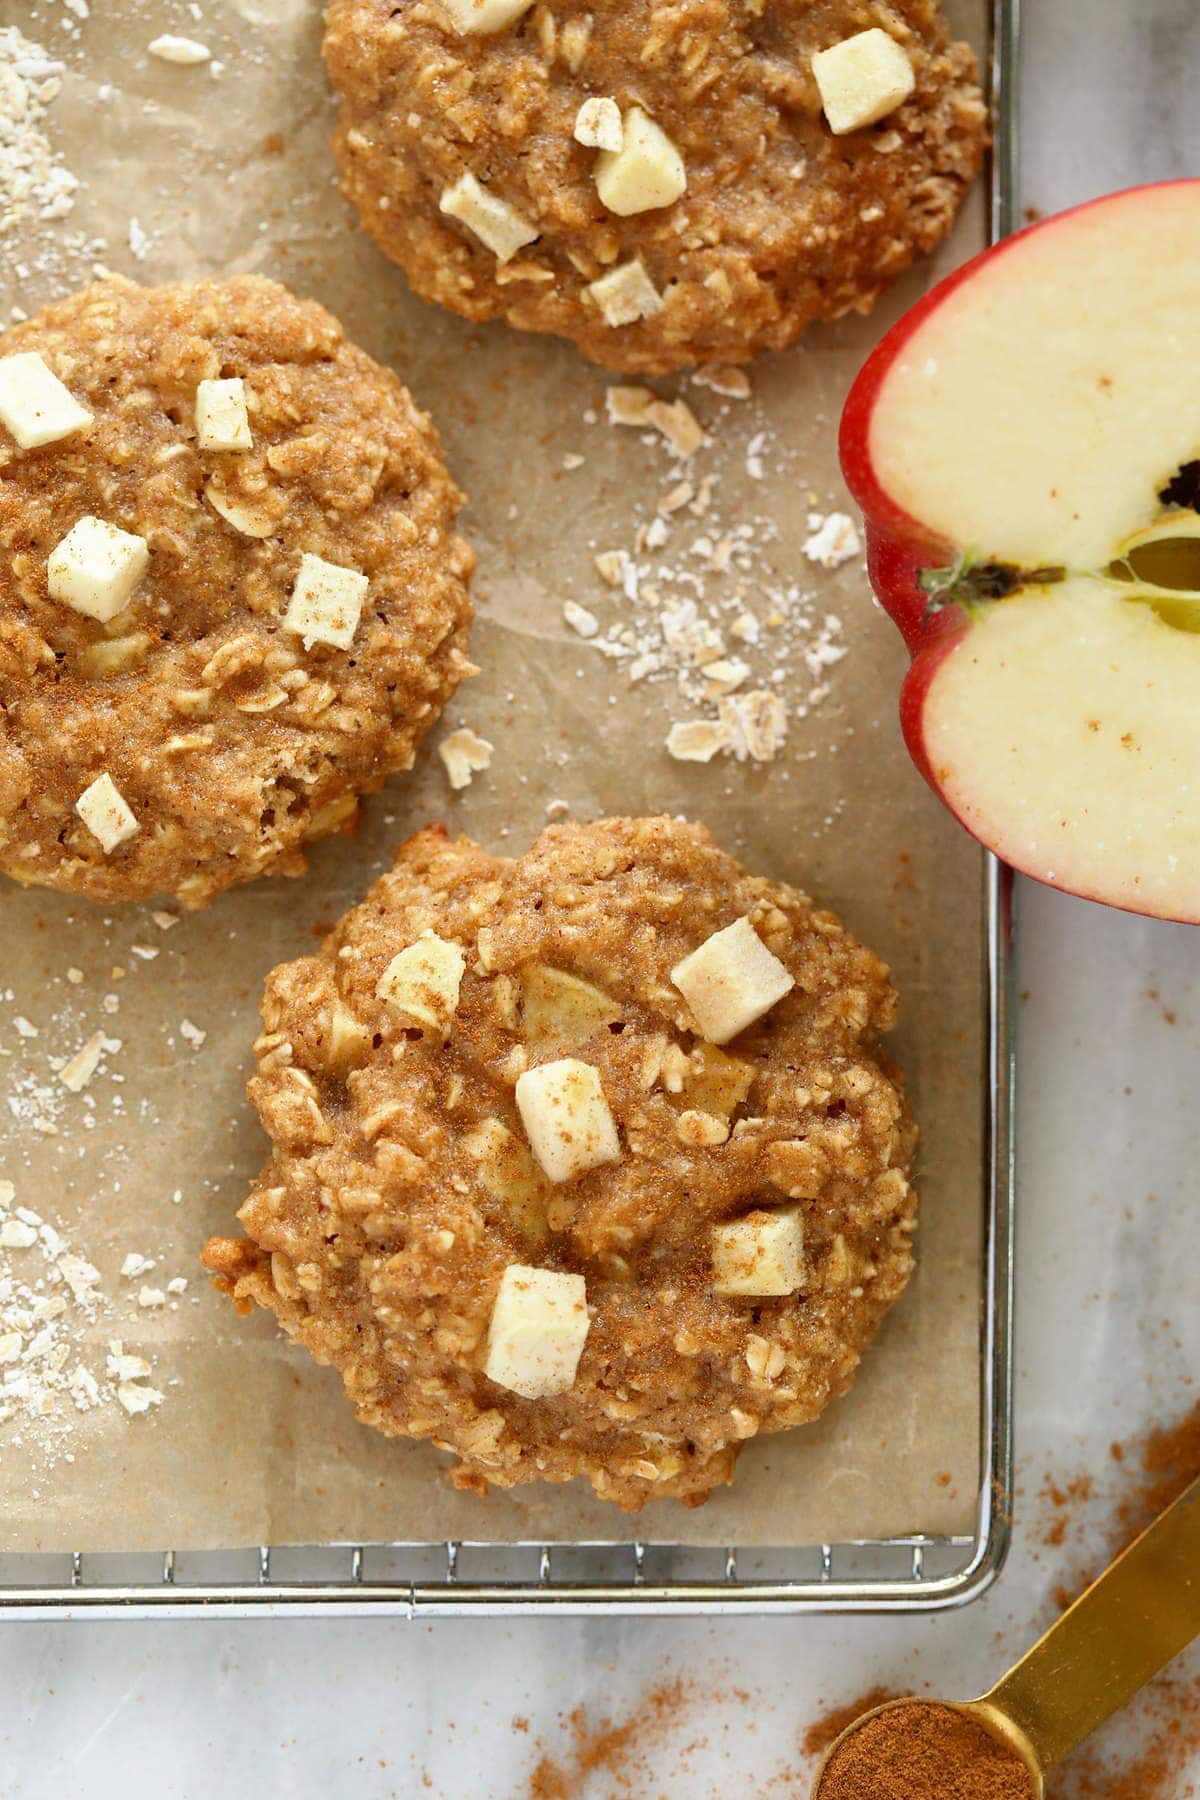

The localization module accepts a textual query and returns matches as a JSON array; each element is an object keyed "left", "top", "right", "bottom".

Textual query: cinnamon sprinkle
[
  {"left": 1037, "top": 1393, "right": 1200, "bottom": 1796},
  {"left": 526, "top": 1678, "right": 691, "bottom": 1798}
]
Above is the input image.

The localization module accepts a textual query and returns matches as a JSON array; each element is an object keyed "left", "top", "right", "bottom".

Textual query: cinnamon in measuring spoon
[{"left": 814, "top": 1700, "right": 1035, "bottom": 1800}]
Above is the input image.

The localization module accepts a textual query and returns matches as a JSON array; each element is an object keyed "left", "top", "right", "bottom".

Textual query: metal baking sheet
[{"left": 0, "top": 0, "right": 1015, "bottom": 1612}]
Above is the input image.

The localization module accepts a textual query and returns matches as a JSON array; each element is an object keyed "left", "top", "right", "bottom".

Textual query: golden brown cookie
[
  {"left": 0, "top": 275, "right": 474, "bottom": 907},
  {"left": 324, "top": 0, "right": 987, "bottom": 374},
  {"left": 204, "top": 817, "right": 917, "bottom": 1511}
]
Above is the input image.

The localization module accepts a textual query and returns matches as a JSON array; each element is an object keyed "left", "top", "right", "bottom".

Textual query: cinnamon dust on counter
[
  {"left": 526, "top": 1678, "right": 692, "bottom": 1798},
  {"left": 1038, "top": 1395, "right": 1200, "bottom": 1610},
  {"left": 813, "top": 1703, "right": 1034, "bottom": 1800},
  {"left": 1038, "top": 1393, "right": 1200, "bottom": 1798}
]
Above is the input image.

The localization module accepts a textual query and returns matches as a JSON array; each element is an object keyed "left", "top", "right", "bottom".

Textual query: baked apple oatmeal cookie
[
  {"left": 0, "top": 276, "right": 474, "bottom": 906},
  {"left": 324, "top": 0, "right": 987, "bottom": 373},
  {"left": 204, "top": 817, "right": 917, "bottom": 1511}
]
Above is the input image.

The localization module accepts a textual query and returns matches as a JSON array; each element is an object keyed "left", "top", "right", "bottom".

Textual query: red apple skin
[{"left": 838, "top": 180, "right": 1200, "bottom": 922}]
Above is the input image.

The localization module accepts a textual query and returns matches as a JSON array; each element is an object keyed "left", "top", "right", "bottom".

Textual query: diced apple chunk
[
  {"left": 0, "top": 352, "right": 92, "bottom": 449},
  {"left": 439, "top": 172, "right": 538, "bottom": 263},
  {"left": 195, "top": 377, "right": 252, "bottom": 451},
  {"left": 519, "top": 964, "right": 622, "bottom": 1054},
  {"left": 594, "top": 108, "right": 686, "bottom": 216},
  {"left": 48, "top": 517, "right": 149, "bottom": 623},
  {"left": 681, "top": 1042, "right": 755, "bottom": 1117},
  {"left": 440, "top": 0, "right": 534, "bottom": 34},
  {"left": 485, "top": 1263, "right": 589, "bottom": 1398},
  {"left": 574, "top": 97, "right": 623, "bottom": 153},
  {"left": 462, "top": 1118, "right": 550, "bottom": 1244},
  {"left": 584, "top": 260, "right": 663, "bottom": 328},
  {"left": 811, "top": 28, "right": 914, "bottom": 135},
  {"left": 326, "top": 1000, "right": 371, "bottom": 1070},
  {"left": 515, "top": 1057, "right": 620, "bottom": 1183},
  {"left": 75, "top": 772, "right": 139, "bottom": 853},
  {"left": 283, "top": 552, "right": 368, "bottom": 651},
  {"left": 376, "top": 931, "right": 466, "bottom": 1030},
  {"left": 712, "top": 1208, "right": 806, "bottom": 1297},
  {"left": 671, "top": 916, "right": 794, "bottom": 1045}
]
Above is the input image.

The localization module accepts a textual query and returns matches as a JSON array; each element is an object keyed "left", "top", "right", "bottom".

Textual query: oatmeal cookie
[
  {"left": 0, "top": 276, "right": 474, "bottom": 907},
  {"left": 323, "top": 0, "right": 987, "bottom": 374},
  {"left": 204, "top": 817, "right": 917, "bottom": 1511}
]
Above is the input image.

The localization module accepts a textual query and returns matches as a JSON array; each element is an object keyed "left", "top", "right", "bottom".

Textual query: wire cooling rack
[{"left": 0, "top": 2, "right": 1019, "bottom": 1620}]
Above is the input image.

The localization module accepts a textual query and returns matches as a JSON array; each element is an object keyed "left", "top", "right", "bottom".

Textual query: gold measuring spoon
[{"left": 813, "top": 1473, "right": 1200, "bottom": 1797}]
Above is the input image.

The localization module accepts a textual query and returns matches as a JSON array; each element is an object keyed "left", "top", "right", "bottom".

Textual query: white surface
[{"left": 4, "top": 5, "right": 1200, "bottom": 1796}]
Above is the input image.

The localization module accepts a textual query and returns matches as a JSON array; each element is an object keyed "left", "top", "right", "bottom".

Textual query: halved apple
[{"left": 840, "top": 180, "right": 1200, "bottom": 921}]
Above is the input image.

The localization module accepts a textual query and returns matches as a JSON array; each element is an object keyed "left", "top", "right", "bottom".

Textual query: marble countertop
[{"left": 3, "top": 3, "right": 1199, "bottom": 1795}]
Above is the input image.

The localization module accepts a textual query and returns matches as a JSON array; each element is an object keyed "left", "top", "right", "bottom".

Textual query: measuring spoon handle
[{"left": 985, "top": 1473, "right": 1200, "bottom": 1771}]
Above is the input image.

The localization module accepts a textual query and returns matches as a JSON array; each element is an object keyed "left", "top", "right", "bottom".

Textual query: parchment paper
[{"left": 0, "top": 0, "right": 988, "bottom": 1551}]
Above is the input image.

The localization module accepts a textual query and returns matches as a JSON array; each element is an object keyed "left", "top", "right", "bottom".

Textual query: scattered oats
[
  {"left": 804, "top": 613, "right": 849, "bottom": 679},
  {"left": 130, "top": 944, "right": 159, "bottom": 961},
  {"left": 117, "top": 1381, "right": 163, "bottom": 1416},
  {"left": 563, "top": 599, "right": 600, "bottom": 639},
  {"left": 57, "top": 1254, "right": 100, "bottom": 1301},
  {"left": 66, "top": 966, "right": 84, "bottom": 984},
  {"left": 606, "top": 384, "right": 656, "bottom": 427},
  {"left": 438, "top": 726, "right": 494, "bottom": 791},
  {"left": 718, "top": 689, "right": 788, "bottom": 762},
  {"left": 665, "top": 719, "right": 731, "bottom": 763},
  {"left": 642, "top": 515, "right": 669, "bottom": 551},
  {"left": 730, "top": 610, "right": 760, "bottom": 645},
  {"left": 13, "top": 1016, "right": 38, "bottom": 1039},
  {"left": 745, "top": 432, "right": 767, "bottom": 480},
  {"left": 0, "top": 1220, "right": 37, "bottom": 1250},
  {"left": 137, "top": 1285, "right": 167, "bottom": 1309},
  {"left": 0, "top": 29, "right": 78, "bottom": 230},
  {"left": 606, "top": 386, "right": 704, "bottom": 458},
  {"left": 562, "top": 452, "right": 585, "bottom": 471},
  {"left": 107, "top": 1348, "right": 152, "bottom": 1383},
  {"left": 593, "top": 549, "right": 628, "bottom": 588},
  {"left": 166, "top": 1277, "right": 188, "bottom": 1295},
  {"left": 58, "top": 1032, "right": 119, "bottom": 1093},
  {"left": 151, "top": 910, "right": 178, "bottom": 931},
  {"left": 803, "top": 510, "right": 861, "bottom": 569},
  {"left": 693, "top": 365, "right": 752, "bottom": 399},
  {"left": 658, "top": 481, "right": 694, "bottom": 514},
  {"left": 661, "top": 599, "right": 724, "bottom": 666},
  {"left": 101, "top": 993, "right": 120, "bottom": 1015},
  {"left": 147, "top": 34, "right": 212, "bottom": 64},
  {"left": 127, "top": 216, "right": 150, "bottom": 261},
  {"left": 702, "top": 657, "right": 751, "bottom": 696},
  {"left": 545, "top": 798, "right": 571, "bottom": 819},
  {"left": 179, "top": 1018, "right": 206, "bottom": 1049},
  {"left": 120, "top": 1252, "right": 154, "bottom": 1280}
]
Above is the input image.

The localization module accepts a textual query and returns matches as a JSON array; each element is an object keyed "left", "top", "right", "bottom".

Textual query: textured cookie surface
[
  {"left": 204, "top": 817, "right": 918, "bottom": 1511},
  {"left": 0, "top": 276, "right": 474, "bottom": 906},
  {"left": 324, "top": 0, "right": 987, "bottom": 373}
]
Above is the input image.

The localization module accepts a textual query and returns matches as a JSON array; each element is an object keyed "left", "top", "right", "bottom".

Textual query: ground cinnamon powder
[
  {"left": 526, "top": 1678, "right": 692, "bottom": 1798},
  {"left": 814, "top": 1702, "right": 1034, "bottom": 1800},
  {"left": 801, "top": 1689, "right": 903, "bottom": 1761}
]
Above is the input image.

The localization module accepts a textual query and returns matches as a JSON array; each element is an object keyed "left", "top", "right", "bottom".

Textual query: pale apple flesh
[
  {"left": 910, "top": 576, "right": 1200, "bottom": 919},
  {"left": 841, "top": 180, "right": 1200, "bottom": 921}
]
